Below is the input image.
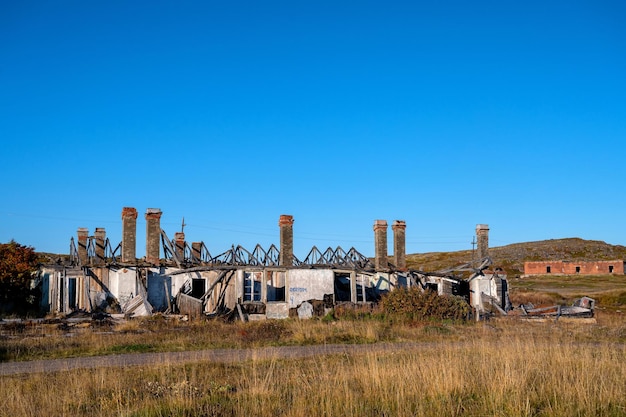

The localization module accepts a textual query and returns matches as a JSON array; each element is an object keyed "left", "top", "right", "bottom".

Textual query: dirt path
[{"left": 0, "top": 343, "right": 418, "bottom": 376}]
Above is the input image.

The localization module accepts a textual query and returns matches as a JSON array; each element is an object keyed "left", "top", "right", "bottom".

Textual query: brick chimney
[
  {"left": 392, "top": 220, "right": 406, "bottom": 270},
  {"left": 476, "top": 224, "right": 489, "bottom": 260},
  {"left": 94, "top": 227, "right": 106, "bottom": 264},
  {"left": 278, "top": 215, "right": 294, "bottom": 266},
  {"left": 145, "top": 208, "right": 163, "bottom": 265},
  {"left": 192, "top": 242, "right": 202, "bottom": 262},
  {"left": 121, "top": 207, "right": 138, "bottom": 263},
  {"left": 174, "top": 232, "right": 185, "bottom": 261},
  {"left": 77, "top": 228, "right": 89, "bottom": 265},
  {"left": 373, "top": 220, "right": 388, "bottom": 270}
]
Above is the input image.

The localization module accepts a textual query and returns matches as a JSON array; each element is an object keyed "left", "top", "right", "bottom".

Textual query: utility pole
[{"left": 471, "top": 236, "right": 476, "bottom": 263}]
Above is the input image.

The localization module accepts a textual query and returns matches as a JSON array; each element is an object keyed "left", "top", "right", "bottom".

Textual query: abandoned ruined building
[
  {"left": 524, "top": 260, "right": 625, "bottom": 276},
  {"left": 36, "top": 209, "right": 511, "bottom": 320}
]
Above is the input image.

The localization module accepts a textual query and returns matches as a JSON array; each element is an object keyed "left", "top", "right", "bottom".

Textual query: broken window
[
  {"left": 609, "top": 265, "right": 614, "bottom": 273},
  {"left": 243, "top": 271, "right": 262, "bottom": 302},
  {"left": 452, "top": 280, "right": 470, "bottom": 303},
  {"left": 440, "top": 280, "right": 453, "bottom": 296},
  {"left": 68, "top": 277, "right": 77, "bottom": 310},
  {"left": 58, "top": 275, "right": 78, "bottom": 312},
  {"left": 356, "top": 274, "right": 384, "bottom": 302},
  {"left": 546, "top": 266, "right": 551, "bottom": 273},
  {"left": 191, "top": 278, "right": 205, "bottom": 298},
  {"left": 334, "top": 273, "right": 352, "bottom": 302},
  {"left": 575, "top": 266, "right": 581, "bottom": 274},
  {"left": 396, "top": 274, "right": 409, "bottom": 288},
  {"left": 266, "top": 271, "right": 286, "bottom": 302}
]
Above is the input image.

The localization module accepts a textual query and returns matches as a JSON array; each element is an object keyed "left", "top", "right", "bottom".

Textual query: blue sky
[{"left": 1, "top": 0, "right": 625, "bottom": 258}]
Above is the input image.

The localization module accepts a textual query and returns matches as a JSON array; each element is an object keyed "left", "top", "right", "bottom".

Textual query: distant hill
[
  {"left": 406, "top": 238, "right": 626, "bottom": 277},
  {"left": 36, "top": 252, "right": 71, "bottom": 265}
]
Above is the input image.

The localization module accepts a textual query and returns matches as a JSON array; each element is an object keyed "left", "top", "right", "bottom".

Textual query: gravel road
[{"left": 0, "top": 343, "right": 415, "bottom": 376}]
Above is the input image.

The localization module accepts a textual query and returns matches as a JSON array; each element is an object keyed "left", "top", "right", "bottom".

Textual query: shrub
[
  {"left": 378, "top": 287, "right": 469, "bottom": 322},
  {"left": 0, "top": 240, "right": 39, "bottom": 316}
]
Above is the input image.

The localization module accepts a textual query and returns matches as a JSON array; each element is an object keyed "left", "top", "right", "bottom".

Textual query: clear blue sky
[{"left": 1, "top": 1, "right": 625, "bottom": 259}]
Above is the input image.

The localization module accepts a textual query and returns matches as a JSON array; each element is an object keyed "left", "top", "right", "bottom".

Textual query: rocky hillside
[{"left": 406, "top": 238, "right": 626, "bottom": 277}]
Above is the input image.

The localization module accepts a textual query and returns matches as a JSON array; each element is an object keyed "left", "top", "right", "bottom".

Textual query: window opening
[
  {"left": 575, "top": 266, "right": 580, "bottom": 274},
  {"left": 546, "top": 266, "right": 551, "bottom": 273},
  {"left": 334, "top": 273, "right": 352, "bottom": 302},
  {"left": 609, "top": 265, "right": 614, "bottom": 273},
  {"left": 191, "top": 278, "right": 205, "bottom": 298},
  {"left": 58, "top": 276, "right": 65, "bottom": 312},
  {"left": 243, "top": 271, "right": 262, "bottom": 301},
  {"left": 452, "top": 280, "right": 470, "bottom": 303},
  {"left": 266, "top": 271, "right": 286, "bottom": 302},
  {"left": 68, "top": 278, "right": 77, "bottom": 310}
]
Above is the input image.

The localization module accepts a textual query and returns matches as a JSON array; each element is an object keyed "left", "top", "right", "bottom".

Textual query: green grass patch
[{"left": 108, "top": 343, "right": 156, "bottom": 354}]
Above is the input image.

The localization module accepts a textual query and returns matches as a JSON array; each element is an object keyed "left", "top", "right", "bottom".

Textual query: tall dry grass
[
  {"left": 1, "top": 318, "right": 625, "bottom": 417},
  {"left": 2, "top": 311, "right": 625, "bottom": 362}
]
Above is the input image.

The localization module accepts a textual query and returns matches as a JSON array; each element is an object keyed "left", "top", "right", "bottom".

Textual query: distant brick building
[{"left": 524, "top": 260, "right": 625, "bottom": 275}]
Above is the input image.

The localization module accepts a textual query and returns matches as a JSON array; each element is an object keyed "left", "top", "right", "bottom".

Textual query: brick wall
[{"left": 524, "top": 260, "right": 625, "bottom": 275}]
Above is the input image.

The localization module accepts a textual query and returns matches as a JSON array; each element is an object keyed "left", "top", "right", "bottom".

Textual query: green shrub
[{"left": 379, "top": 287, "right": 469, "bottom": 322}]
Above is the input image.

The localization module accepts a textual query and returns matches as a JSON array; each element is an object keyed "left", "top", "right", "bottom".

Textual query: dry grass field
[
  {"left": 1, "top": 266, "right": 625, "bottom": 416},
  {"left": 0, "top": 314, "right": 625, "bottom": 417}
]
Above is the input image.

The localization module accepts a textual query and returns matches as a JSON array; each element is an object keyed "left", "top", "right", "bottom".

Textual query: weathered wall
[
  {"left": 86, "top": 267, "right": 107, "bottom": 311},
  {"left": 469, "top": 274, "right": 501, "bottom": 310},
  {"left": 167, "top": 269, "right": 194, "bottom": 300},
  {"left": 109, "top": 268, "right": 138, "bottom": 307},
  {"left": 39, "top": 268, "right": 54, "bottom": 313},
  {"left": 371, "top": 272, "right": 392, "bottom": 291},
  {"left": 177, "top": 293, "right": 203, "bottom": 319},
  {"left": 287, "top": 269, "right": 334, "bottom": 308},
  {"left": 147, "top": 270, "right": 172, "bottom": 311},
  {"left": 147, "top": 268, "right": 212, "bottom": 311},
  {"left": 266, "top": 303, "right": 289, "bottom": 319},
  {"left": 39, "top": 266, "right": 93, "bottom": 313},
  {"left": 203, "top": 270, "right": 236, "bottom": 312},
  {"left": 524, "top": 260, "right": 625, "bottom": 275}
]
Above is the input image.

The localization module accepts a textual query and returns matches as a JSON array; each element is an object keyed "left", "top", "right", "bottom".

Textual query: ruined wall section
[
  {"left": 286, "top": 269, "right": 334, "bottom": 308},
  {"left": 524, "top": 260, "right": 625, "bottom": 275},
  {"left": 108, "top": 268, "right": 139, "bottom": 307}
]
